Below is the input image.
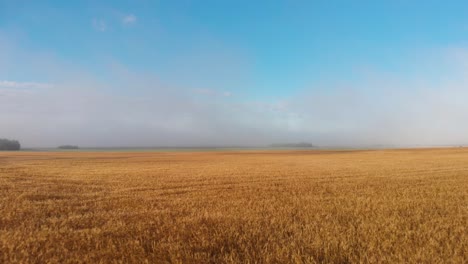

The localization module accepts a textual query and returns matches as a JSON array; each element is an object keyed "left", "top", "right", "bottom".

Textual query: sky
[{"left": 2, "top": 1, "right": 468, "bottom": 147}]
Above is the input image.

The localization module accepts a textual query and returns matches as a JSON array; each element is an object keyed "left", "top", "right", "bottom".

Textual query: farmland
[{"left": 0, "top": 148, "right": 467, "bottom": 263}]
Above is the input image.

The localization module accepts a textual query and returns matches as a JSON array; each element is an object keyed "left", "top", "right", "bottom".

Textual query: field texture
[{"left": 0, "top": 149, "right": 467, "bottom": 263}]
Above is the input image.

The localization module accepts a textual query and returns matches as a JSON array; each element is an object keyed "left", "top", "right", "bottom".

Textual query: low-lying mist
[{"left": 2, "top": 34, "right": 468, "bottom": 148}]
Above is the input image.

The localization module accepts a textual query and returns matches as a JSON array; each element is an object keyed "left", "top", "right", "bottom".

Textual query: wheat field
[{"left": 0, "top": 148, "right": 467, "bottom": 263}]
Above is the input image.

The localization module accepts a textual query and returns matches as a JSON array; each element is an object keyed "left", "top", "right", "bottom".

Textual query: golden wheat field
[{"left": 0, "top": 148, "right": 467, "bottom": 263}]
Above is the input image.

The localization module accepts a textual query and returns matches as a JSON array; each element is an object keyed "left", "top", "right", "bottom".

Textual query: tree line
[
  {"left": 0, "top": 139, "right": 21, "bottom": 151},
  {"left": 58, "top": 145, "right": 79, "bottom": 149},
  {"left": 269, "top": 142, "right": 314, "bottom": 148}
]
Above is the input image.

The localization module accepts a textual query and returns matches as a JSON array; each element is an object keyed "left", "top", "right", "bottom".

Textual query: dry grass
[{"left": 0, "top": 148, "right": 467, "bottom": 263}]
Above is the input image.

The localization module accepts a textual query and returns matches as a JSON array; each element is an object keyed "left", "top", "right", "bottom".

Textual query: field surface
[{"left": 0, "top": 148, "right": 467, "bottom": 263}]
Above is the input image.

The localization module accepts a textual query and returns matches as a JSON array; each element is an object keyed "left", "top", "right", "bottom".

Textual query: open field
[{"left": 0, "top": 149, "right": 467, "bottom": 263}]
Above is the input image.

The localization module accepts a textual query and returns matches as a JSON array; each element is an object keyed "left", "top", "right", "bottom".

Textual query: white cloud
[
  {"left": 0, "top": 80, "right": 53, "bottom": 89},
  {"left": 122, "top": 14, "right": 137, "bottom": 25},
  {"left": 92, "top": 19, "right": 107, "bottom": 32},
  {"left": 193, "top": 89, "right": 233, "bottom": 97}
]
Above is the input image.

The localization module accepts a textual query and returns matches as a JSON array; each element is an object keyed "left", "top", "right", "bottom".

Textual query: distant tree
[
  {"left": 270, "top": 142, "right": 314, "bottom": 148},
  {"left": 58, "top": 145, "right": 80, "bottom": 150},
  {"left": 0, "top": 138, "right": 21, "bottom": 151}
]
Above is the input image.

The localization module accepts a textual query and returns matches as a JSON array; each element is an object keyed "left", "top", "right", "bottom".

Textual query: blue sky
[{"left": 2, "top": 1, "right": 468, "bottom": 147}]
